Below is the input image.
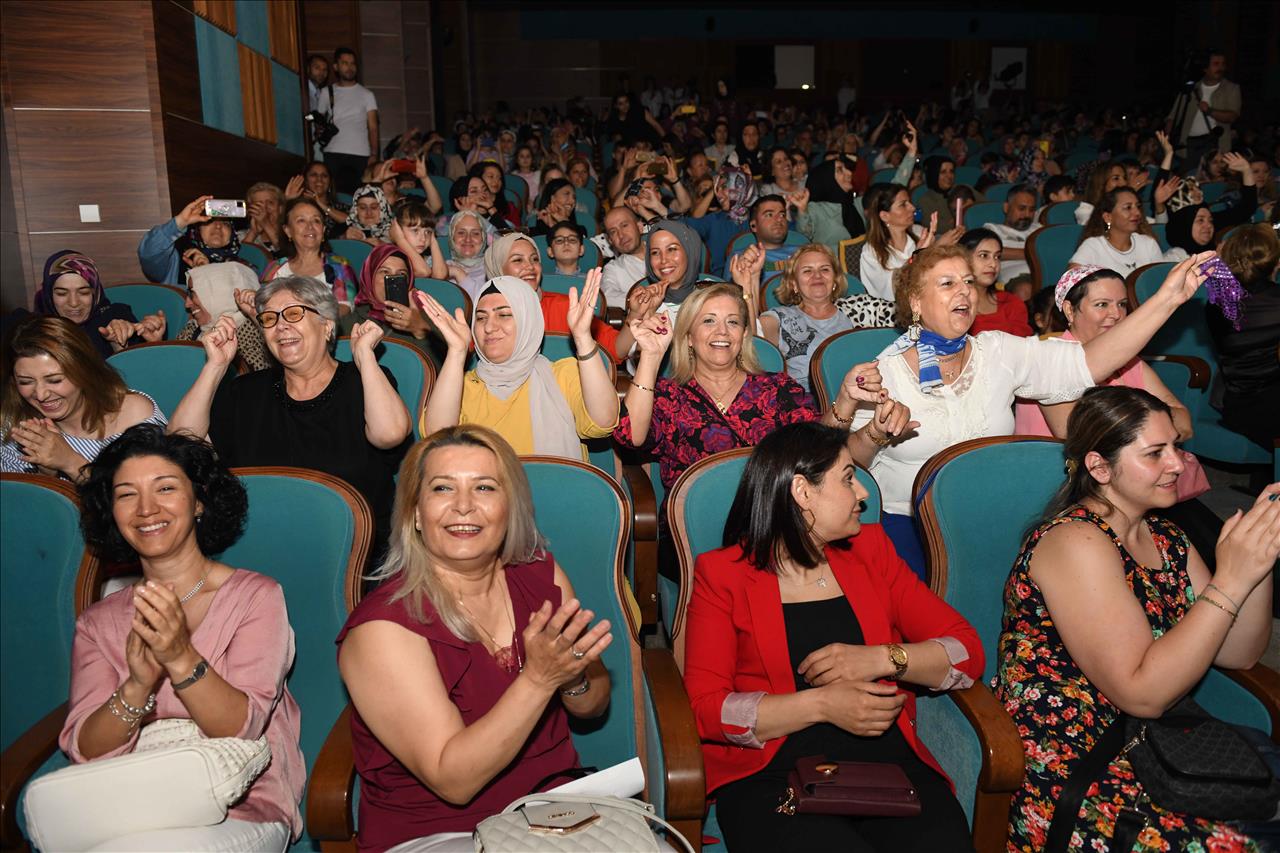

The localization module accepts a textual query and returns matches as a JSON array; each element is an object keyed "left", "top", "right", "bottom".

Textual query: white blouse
[
  {"left": 1069, "top": 234, "right": 1168, "bottom": 275},
  {"left": 852, "top": 332, "right": 1093, "bottom": 516},
  {"left": 859, "top": 236, "right": 916, "bottom": 302}
]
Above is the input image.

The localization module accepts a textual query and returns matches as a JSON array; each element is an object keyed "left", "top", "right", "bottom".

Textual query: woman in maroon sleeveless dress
[{"left": 337, "top": 425, "right": 613, "bottom": 853}]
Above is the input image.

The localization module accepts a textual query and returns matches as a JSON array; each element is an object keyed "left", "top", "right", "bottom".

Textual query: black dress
[
  {"left": 713, "top": 596, "right": 972, "bottom": 853},
  {"left": 208, "top": 360, "right": 410, "bottom": 559}
]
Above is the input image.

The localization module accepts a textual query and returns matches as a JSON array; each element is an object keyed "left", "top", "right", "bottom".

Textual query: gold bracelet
[
  {"left": 830, "top": 407, "right": 853, "bottom": 427},
  {"left": 1205, "top": 583, "right": 1241, "bottom": 612},
  {"left": 630, "top": 380, "right": 656, "bottom": 393},
  {"left": 862, "top": 426, "right": 891, "bottom": 447},
  {"left": 575, "top": 342, "right": 601, "bottom": 362},
  {"left": 1197, "top": 593, "right": 1238, "bottom": 623}
]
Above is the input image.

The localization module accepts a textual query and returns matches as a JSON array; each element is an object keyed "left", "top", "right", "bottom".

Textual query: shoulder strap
[
  {"left": 326, "top": 84, "right": 335, "bottom": 116},
  {"left": 1043, "top": 714, "right": 1130, "bottom": 853},
  {"left": 501, "top": 793, "right": 695, "bottom": 853}
]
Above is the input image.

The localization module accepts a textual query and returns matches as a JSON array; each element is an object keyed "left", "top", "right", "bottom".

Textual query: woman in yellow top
[{"left": 415, "top": 270, "right": 618, "bottom": 458}]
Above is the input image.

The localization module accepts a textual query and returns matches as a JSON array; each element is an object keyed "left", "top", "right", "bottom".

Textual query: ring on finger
[{"left": 572, "top": 647, "right": 586, "bottom": 660}]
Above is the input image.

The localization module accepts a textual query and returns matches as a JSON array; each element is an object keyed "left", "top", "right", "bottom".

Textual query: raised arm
[
  {"left": 567, "top": 271, "right": 619, "bottom": 429},
  {"left": 414, "top": 291, "right": 470, "bottom": 434},
  {"left": 348, "top": 321, "right": 412, "bottom": 448},
  {"left": 620, "top": 310, "right": 673, "bottom": 446},
  {"left": 414, "top": 150, "right": 445, "bottom": 215},
  {"left": 168, "top": 315, "right": 238, "bottom": 439}
]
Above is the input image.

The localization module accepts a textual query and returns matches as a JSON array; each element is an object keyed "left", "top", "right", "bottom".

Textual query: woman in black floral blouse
[{"left": 994, "top": 386, "right": 1279, "bottom": 853}]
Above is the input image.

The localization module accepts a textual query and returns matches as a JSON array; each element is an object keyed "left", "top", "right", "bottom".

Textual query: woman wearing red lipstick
[
  {"left": 1, "top": 317, "right": 164, "bottom": 480},
  {"left": 338, "top": 425, "right": 612, "bottom": 852},
  {"left": 995, "top": 387, "right": 1279, "bottom": 853},
  {"left": 1069, "top": 187, "right": 1170, "bottom": 275}
]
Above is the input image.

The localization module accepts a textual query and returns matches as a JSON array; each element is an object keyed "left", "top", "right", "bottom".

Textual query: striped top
[{"left": 0, "top": 391, "right": 166, "bottom": 477}]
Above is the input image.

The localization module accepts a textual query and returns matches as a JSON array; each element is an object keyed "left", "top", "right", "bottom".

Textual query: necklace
[
  {"left": 457, "top": 590, "right": 523, "bottom": 674},
  {"left": 937, "top": 347, "right": 969, "bottom": 382},
  {"left": 699, "top": 371, "right": 744, "bottom": 413},
  {"left": 180, "top": 563, "right": 213, "bottom": 603}
]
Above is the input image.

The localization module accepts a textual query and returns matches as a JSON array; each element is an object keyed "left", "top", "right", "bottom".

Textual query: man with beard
[
  {"left": 317, "top": 47, "right": 379, "bottom": 195},
  {"left": 985, "top": 184, "right": 1040, "bottom": 282},
  {"left": 600, "top": 207, "right": 647, "bottom": 310},
  {"left": 734, "top": 195, "right": 800, "bottom": 273}
]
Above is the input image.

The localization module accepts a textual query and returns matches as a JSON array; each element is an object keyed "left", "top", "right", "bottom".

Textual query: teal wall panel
[
  {"left": 272, "top": 60, "right": 304, "bottom": 155},
  {"left": 194, "top": 17, "right": 244, "bottom": 137},
  {"left": 235, "top": 0, "right": 270, "bottom": 55}
]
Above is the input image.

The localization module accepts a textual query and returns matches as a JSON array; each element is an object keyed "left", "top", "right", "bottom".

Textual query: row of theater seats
[{"left": 5, "top": 435, "right": 1277, "bottom": 852}]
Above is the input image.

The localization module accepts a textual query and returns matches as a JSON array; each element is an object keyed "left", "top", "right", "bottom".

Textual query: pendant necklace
[{"left": 458, "top": 593, "right": 523, "bottom": 674}]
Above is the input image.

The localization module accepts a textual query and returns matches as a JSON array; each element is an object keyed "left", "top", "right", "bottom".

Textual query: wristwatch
[
  {"left": 173, "top": 659, "right": 210, "bottom": 691},
  {"left": 885, "top": 644, "right": 909, "bottom": 681}
]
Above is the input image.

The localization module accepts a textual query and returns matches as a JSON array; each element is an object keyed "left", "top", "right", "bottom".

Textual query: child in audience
[
  {"left": 388, "top": 199, "right": 449, "bottom": 280},
  {"left": 546, "top": 221, "right": 587, "bottom": 277}
]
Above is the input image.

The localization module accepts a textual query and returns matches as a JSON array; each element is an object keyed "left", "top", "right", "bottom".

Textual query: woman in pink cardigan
[{"left": 61, "top": 424, "right": 304, "bottom": 851}]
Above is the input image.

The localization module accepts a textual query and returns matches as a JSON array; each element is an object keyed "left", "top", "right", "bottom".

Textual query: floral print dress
[{"left": 993, "top": 507, "right": 1259, "bottom": 853}]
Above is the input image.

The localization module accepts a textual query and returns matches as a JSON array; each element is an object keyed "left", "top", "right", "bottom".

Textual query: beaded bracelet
[
  {"left": 630, "top": 381, "right": 656, "bottom": 393},
  {"left": 115, "top": 688, "right": 156, "bottom": 719},
  {"left": 107, "top": 694, "right": 142, "bottom": 729}
]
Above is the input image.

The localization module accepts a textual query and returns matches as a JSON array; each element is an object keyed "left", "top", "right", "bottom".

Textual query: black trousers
[
  {"left": 325, "top": 151, "right": 369, "bottom": 196},
  {"left": 713, "top": 760, "right": 974, "bottom": 853}
]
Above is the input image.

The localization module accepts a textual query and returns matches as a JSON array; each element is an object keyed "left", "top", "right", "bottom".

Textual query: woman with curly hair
[{"left": 63, "top": 425, "right": 305, "bottom": 850}]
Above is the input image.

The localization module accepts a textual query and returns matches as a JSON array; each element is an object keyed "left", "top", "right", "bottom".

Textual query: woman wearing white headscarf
[
  {"left": 444, "top": 209, "right": 492, "bottom": 301},
  {"left": 414, "top": 272, "right": 619, "bottom": 459}
]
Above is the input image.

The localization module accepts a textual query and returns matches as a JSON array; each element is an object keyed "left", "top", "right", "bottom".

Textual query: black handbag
[{"left": 1046, "top": 697, "right": 1280, "bottom": 853}]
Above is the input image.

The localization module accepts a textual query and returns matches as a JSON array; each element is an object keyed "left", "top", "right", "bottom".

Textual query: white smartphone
[{"left": 205, "top": 199, "right": 247, "bottom": 218}]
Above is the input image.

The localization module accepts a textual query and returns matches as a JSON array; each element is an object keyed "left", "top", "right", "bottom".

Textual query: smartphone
[
  {"left": 204, "top": 199, "right": 246, "bottom": 218},
  {"left": 384, "top": 273, "right": 410, "bottom": 307},
  {"left": 389, "top": 159, "right": 417, "bottom": 174},
  {"left": 634, "top": 151, "right": 655, "bottom": 163}
]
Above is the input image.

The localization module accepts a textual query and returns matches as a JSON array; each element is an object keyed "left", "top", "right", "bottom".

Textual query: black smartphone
[{"left": 384, "top": 273, "right": 410, "bottom": 306}]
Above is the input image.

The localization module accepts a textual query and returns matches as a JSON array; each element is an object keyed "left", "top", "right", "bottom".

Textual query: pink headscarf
[
  {"left": 356, "top": 243, "right": 413, "bottom": 322},
  {"left": 1054, "top": 265, "right": 1105, "bottom": 311}
]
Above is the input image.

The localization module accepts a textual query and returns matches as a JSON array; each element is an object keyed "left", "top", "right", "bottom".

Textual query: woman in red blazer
[{"left": 683, "top": 421, "right": 983, "bottom": 852}]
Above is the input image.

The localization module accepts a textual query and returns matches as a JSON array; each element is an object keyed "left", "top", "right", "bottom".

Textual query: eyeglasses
[
  {"left": 257, "top": 304, "right": 320, "bottom": 328},
  {"left": 551, "top": 236, "right": 581, "bottom": 246}
]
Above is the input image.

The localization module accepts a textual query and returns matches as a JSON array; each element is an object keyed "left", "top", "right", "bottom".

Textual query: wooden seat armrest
[
  {"left": 1143, "top": 353, "right": 1211, "bottom": 390},
  {"left": 0, "top": 702, "right": 66, "bottom": 849},
  {"left": 947, "top": 684, "right": 1024, "bottom": 791},
  {"left": 643, "top": 648, "right": 705, "bottom": 853},
  {"left": 1219, "top": 664, "right": 1280, "bottom": 743},
  {"left": 305, "top": 705, "right": 358, "bottom": 847},
  {"left": 624, "top": 463, "right": 659, "bottom": 628}
]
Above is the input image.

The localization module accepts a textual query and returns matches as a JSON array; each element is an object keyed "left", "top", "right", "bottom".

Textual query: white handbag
[
  {"left": 23, "top": 719, "right": 271, "bottom": 852},
  {"left": 472, "top": 793, "right": 694, "bottom": 853}
]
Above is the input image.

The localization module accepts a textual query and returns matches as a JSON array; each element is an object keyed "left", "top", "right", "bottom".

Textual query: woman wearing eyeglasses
[{"left": 168, "top": 276, "right": 412, "bottom": 557}]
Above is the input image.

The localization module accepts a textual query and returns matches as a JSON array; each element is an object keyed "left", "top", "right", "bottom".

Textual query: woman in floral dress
[{"left": 994, "top": 386, "right": 1279, "bottom": 852}]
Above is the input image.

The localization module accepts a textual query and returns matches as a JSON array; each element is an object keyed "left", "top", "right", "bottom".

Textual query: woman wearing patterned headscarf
[
  {"left": 1017, "top": 146, "right": 1050, "bottom": 192},
  {"left": 138, "top": 195, "right": 245, "bottom": 286},
  {"left": 688, "top": 165, "right": 757, "bottom": 277},
  {"left": 415, "top": 272, "right": 618, "bottom": 459},
  {"left": 26, "top": 250, "right": 159, "bottom": 357},
  {"left": 345, "top": 185, "right": 394, "bottom": 244}
]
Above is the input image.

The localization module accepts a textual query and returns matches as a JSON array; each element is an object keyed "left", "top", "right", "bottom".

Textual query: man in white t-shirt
[
  {"left": 600, "top": 207, "right": 647, "bottom": 310},
  {"left": 985, "top": 184, "right": 1041, "bottom": 283},
  {"left": 1167, "top": 50, "right": 1241, "bottom": 174},
  {"left": 317, "top": 47, "right": 378, "bottom": 195}
]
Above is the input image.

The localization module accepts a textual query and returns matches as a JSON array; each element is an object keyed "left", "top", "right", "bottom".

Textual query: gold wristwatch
[{"left": 885, "top": 643, "right": 909, "bottom": 680}]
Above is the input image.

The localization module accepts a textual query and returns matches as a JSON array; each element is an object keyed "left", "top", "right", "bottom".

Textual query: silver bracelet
[
  {"left": 115, "top": 687, "right": 156, "bottom": 718},
  {"left": 560, "top": 674, "right": 591, "bottom": 697}
]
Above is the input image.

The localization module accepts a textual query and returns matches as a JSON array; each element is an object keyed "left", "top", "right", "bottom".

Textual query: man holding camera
[
  {"left": 1167, "top": 50, "right": 1240, "bottom": 175},
  {"left": 315, "top": 47, "right": 379, "bottom": 195}
]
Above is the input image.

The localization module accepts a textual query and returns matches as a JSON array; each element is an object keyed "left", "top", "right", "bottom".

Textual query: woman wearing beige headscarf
[
  {"left": 414, "top": 272, "right": 618, "bottom": 459},
  {"left": 483, "top": 232, "right": 640, "bottom": 362}
]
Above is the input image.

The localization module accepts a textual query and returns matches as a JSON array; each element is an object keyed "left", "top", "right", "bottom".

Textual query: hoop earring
[{"left": 908, "top": 310, "right": 922, "bottom": 342}]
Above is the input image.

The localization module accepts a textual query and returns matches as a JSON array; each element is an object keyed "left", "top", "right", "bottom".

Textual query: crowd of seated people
[{"left": 3, "top": 55, "right": 1280, "bottom": 853}]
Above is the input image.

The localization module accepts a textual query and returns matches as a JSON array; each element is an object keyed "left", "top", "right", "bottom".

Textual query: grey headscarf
[{"left": 644, "top": 219, "right": 706, "bottom": 305}]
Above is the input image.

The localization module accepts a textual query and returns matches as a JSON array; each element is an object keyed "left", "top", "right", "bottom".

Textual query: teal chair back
[
  {"left": 575, "top": 210, "right": 597, "bottom": 237},
  {"left": 1064, "top": 151, "right": 1096, "bottom": 173},
  {"left": 664, "top": 448, "right": 881, "bottom": 663},
  {"left": 335, "top": 337, "right": 435, "bottom": 437},
  {"left": 0, "top": 475, "right": 94, "bottom": 751},
  {"left": 430, "top": 175, "right": 454, "bottom": 214},
  {"left": 809, "top": 327, "right": 900, "bottom": 411},
  {"left": 401, "top": 187, "right": 426, "bottom": 199},
  {"left": 536, "top": 334, "right": 617, "bottom": 474},
  {"left": 504, "top": 174, "right": 528, "bottom": 208},
  {"left": 965, "top": 202, "right": 1005, "bottom": 229},
  {"left": 239, "top": 243, "right": 271, "bottom": 276},
  {"left": 328, "top": 239, "right": 374, "bottom": 278},
  {"left": 521, "top": 458, "right": 641, "bottom": 771},
  {"left": 1026, "top": 224, "right": 1082, "bottom": 289},
  {"left": 911, "top": 185, "right": 929, "bottom": 204},
  {"left": 532, "top": 236, "right": 601, "bottom": 274},
  {"left": 983, "top": 183, "right": 1014, "bottom": 203},
  {"left": 1199, "top": 181, "right": 1228, "bottom": 205},
  {"left": 107, "top": 341, "right": 208, "bottom": 418},
  {"left": 871, "top": 168, "right": 897, "bottom": 185},
  {"left": 762, "top": 273, "right": 866, "bottom": 312},
  {"left": 541, "top": 274, "right": 605, "bottom": 316},
  {"left": 575, "top": 186, "right": 599, "bottom": 219},
  {"left": 844, "top": 273, "right": 867, "bottom": 297},
  {"left": 222, "top": 468, "right": 368, "bottom": 851},
  {"left": 1044, "top": 202, "right": 1080, "bottom": 225},
  {"left": 954, "top": 165, "right": 982, "bottom": 187},
  {"left": 335, "top": 192, "right": 354, "bottom": 207},
  {"left": 752, "top": 336, "right": 784, "bottom": 373},
  {"left": 1151, "top": 223, "right": 1169, "bottom": 252},
  {"left": 104, "top": 284, "right": 186, "bottom": 340},
  {"left": 414, "top": 277, "right": 472, "bottom": 322}
]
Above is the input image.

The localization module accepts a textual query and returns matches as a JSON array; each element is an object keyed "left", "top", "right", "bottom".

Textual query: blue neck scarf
[{"left": 884, "top": 328, "right": 968, "bottom": 394}]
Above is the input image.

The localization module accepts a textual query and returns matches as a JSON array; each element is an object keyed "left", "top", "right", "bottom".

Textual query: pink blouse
[
  {"left": 59, "top": 570, "right": 305, "bottom": 836},
  {"left": 1013, "top": 330, "right": 1143, "bottom": 437}
]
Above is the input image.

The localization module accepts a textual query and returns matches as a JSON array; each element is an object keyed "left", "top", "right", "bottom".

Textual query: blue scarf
[{"left": 884, "top": 328, "right": 967, "bottom": 394}]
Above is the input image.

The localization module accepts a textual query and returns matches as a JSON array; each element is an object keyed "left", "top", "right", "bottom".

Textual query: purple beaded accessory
[{"left": 1200, "top": 256, "right": 1248, "bottom": 331}]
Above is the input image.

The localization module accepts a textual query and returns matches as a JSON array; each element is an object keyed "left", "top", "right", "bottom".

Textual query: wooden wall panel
[
  {"left": 192, "top": 0, "right": 236, "bottom": 34},
  {"left": 301, "top": 0, "right": 361, "bottom": 60},
  {"left": 269, "top": 0, "right": 301, "bottom": 71},
  {"left": 154, "top": 0, "right": 202, "bottom": 122},
  {"left": 162, "top": 114, "right": 304, "bottom": 213},
  {"left": 1, "top": 2, "right": 153, "bottom": 110},
  {"left": 27, "top": 231, "right": 154, "bottom": 288},
  {"left": 238, "top": 44, "right": 277, "bottom": 143}
]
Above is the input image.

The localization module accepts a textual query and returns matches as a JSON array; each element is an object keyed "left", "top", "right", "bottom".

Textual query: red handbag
[{"left": 776, "top": 755, "right": 922, "bottom": 818}]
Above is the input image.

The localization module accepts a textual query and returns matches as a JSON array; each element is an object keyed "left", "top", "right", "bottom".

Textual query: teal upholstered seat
[
  {"left": 107, "top": 341, "right": 208, "bottom": 418},
  {"left": 104, "top": 284, "right": 187, "bottom": 341},
  {"left": 239, "top": 243, "right": 271, "bottom": 276},
  {"left": 413, "top": 277, "right": 472, "bottom": 321},
  {"left": 914, "top": 437, "right": 1277, "bottom": 847},
  {"left": 983, "top": 183, "right": 1014, "bottom": 203},
  {"left": 954, "top": 165, "right": 982, "bottom": 187},
  {"left": 966, "top": 201, "right": 1006, "bottom": 228},
  {"left": 430, "top": 176, "right": 454, "bottom": 214},
  {"left": 1025, "top": 224, "right": 1083, "bottom": 289},
  {"left": 503, "top": 173, "right": 529, "bottom": 210},
  {"left": 335, "top": 337, "right": 436, "bottom": 438},
  {"left": 328, "top": 239, "right": 374, "bottom": 278},
  {"left": 808, "top": 327, "right": 901, "bottom": 410},
  {"left": 1044, "top": 201, "right": 1081, "bottom": 225},
  {"left": 535, "top": 334, "right": 617, "bottom": 475}
]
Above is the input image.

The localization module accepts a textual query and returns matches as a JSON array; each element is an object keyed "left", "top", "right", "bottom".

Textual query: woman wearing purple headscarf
[{"left": 688, "top": 164, "right": 758, "bottom": 277}]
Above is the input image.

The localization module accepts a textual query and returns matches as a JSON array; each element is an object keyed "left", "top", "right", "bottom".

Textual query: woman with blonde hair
[
  {"left": 338, "top": 425, "right": 613, "bottom": 853},
  {"left": 760, "top": 244, "right": 853, "bottom": 391}
]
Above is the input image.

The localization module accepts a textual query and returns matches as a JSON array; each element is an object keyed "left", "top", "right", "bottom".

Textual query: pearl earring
[{"left": 908, "top": 310, "right": 922, "bottom": 342}]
